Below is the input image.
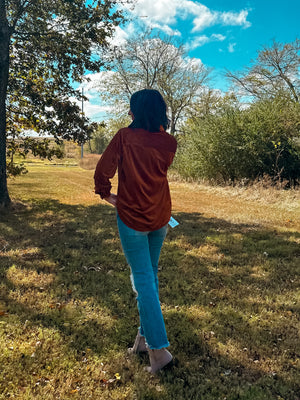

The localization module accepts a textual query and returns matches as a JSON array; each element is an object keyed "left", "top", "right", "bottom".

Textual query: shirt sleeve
[
  {"left": 168, "top": 137, "right": 177, "bottom": 167},
  {"left": 94, "top": 131, "right": 122, "bottom": 199}
]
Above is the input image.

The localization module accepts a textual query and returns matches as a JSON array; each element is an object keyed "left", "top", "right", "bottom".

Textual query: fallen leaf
[
  {"left": 49, "top": 302, "right": 66, "bottom": 310},
  {"left": 0, "top": 310, "right": 8, "bottom": 316},
  {"left": 100, "top": 378, "right": 108, "bottom": 387},
  {"left": 223, "top": 369, "right": 231, "bottom": 376},
  {"left": 100, "top": 377, "right": 116, "bottom": 387}
]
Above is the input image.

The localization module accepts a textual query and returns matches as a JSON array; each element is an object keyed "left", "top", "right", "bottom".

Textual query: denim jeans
[{"left": 117, "top": 214, "right": 169, "bottom": 350}]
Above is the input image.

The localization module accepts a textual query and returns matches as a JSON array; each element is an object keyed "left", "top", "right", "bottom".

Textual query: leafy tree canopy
[
  {"left": 0, "top": 0, "right": 130, "bottom": 206},
  {"left": 6, "top": 0, "right": 127, "bottom": 141}
]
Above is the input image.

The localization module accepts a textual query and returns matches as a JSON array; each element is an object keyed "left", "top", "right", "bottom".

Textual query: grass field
[{"left": 1, "top": 162, "right": 300, "bottom": 400}]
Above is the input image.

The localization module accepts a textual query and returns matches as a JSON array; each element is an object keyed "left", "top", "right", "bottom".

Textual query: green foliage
[
  {"left": 5, "top": 161, "right": 28, "bottom": 177},
  {"left": 175, "top": 95, "right": 300, "bottom": 185},
  {"left": 6, "top": 137, "right": 64, "bottom": 177},
  {"left": 90, "top": 115, "right": 131, "bottom": 154},
  {"left": 90, "top": 123, "right": 111, "bottom": 154},
  {"left": 1, "top": 0, "right": 128, "bottom": 186}
]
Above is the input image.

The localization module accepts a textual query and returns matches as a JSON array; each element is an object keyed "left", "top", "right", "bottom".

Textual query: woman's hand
[{"left": 104, "top": 193, "right": 117, "bottom": 207}]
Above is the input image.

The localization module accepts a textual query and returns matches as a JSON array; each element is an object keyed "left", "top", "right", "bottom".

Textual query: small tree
[
  {"left": 89, "top": 114, "right": 131, "bottom": 154},
  {"left": 97, "top": 30, "right": 211, "bottom": 134}
]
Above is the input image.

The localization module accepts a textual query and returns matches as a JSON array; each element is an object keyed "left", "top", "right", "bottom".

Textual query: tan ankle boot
[
  {"left": 146, "top": 348, "right": 173, "bottom": 374},
  {"left": 128, "top": 331, "right": 148, "bottom": 355}
]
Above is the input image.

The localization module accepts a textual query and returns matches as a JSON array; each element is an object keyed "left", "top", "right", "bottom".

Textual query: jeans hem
[
  {"left": 147, "top": 341, "right": 170, "bottom": 350},
  {"left": 138, "top": 327, "right": 144, "bottom": 337}
]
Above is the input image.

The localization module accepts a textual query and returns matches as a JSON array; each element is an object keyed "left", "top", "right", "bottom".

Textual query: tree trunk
[
  {"left": 170, "top": 113, "right": 176, "bottom": 134},
  {"left": 170, "top": 121, "right": 176, "bottom": 134},
  {"left": 0, "top": 1, "right": 10, "bottom": 208}
]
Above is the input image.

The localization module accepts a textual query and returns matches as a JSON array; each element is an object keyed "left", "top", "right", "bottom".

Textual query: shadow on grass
[{"left": 0, "top": 200, "right": 299, "bottom": 399}]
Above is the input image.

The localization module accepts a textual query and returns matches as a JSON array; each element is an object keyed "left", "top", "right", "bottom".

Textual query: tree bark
[
  {"left": 170, "top": 120, "right": 176, "bottom": 135},
  {"left": 0, "top": 0, "right": 10, "bottom": 207}
]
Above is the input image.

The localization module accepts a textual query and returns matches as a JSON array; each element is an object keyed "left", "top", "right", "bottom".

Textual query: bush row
[{"left": 174, "top": 96, "right": 300, "bottom": 186}]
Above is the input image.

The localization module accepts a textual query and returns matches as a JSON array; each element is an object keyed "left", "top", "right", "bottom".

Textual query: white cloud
[
  {"left": 109, "top": 26, "right": 129, "bottom": 47},
  {"left": 184, "top": 57, "right": 204, "bottom": 68},
  {"left": 70, "top": 93, "right": 111, "bottom": 120},
  {"left": 72, "top": 72, "right": 116, "bottom": 120},
  {"left": 150, "top": 22, "right": 181, "bottom": 36},
  {"left": 83, "top": 103, "right": 111, "bottom": 119},
  {"left": 121, "top": 0, "right": 251, "bottom": 35},
  {"left": 228, "top": 43, "right": 236, "bottom": 53},
  {"left": 187, "top": 33, "right": 226, "bottom": 50},
  {"left": 122, "top": 0, "right": 180, "bottom": 25},
  {"left": 192, "top": 8, "right": 251, "bottom": 32},
  {"left": 190, "top": 4, "right": 218, "bottom": 32},
  {"left": 212, "top": 34, "right": 226, "bottom": 41},
  {"left": 82, "top": 71, "right": 114, "bottom": 92},
  {"left": 220, "top": 10, "right": 251, "bottom": 28}
]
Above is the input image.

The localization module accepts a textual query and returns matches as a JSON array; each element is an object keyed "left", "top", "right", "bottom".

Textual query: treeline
[
  {"left": 174, "top": 38, "right": 300, "bottom": 186},
  {"left": 91, "top": 34, "right": 300, "bottom": 186}
]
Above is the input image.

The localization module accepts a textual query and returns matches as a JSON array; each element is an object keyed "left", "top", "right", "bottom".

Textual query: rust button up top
[{"left": 94, "top": 127, "right": 177, "bottom": 231}]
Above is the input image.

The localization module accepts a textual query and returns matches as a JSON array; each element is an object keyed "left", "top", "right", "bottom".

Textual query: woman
[{"left": 94, "top": 89, "right": 177, "bottom": 373}]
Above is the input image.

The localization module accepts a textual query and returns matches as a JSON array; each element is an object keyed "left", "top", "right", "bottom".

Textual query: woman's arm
[{"left": 94, "top": 131, "right": 121, "bottom": 199}]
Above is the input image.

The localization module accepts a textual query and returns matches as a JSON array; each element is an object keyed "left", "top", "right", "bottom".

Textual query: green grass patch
[{"left": 0, "top": 165, "right": 299, "bottom": 399}]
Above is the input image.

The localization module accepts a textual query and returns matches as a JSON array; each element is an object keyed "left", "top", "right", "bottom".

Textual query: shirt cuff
[{"left": 95, "top": 186, "right": 111, "bottom": 199}]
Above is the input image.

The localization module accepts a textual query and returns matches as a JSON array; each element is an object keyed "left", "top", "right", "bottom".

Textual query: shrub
[{"left": 174, "top": 96, "right": 300, "bottom": 185}]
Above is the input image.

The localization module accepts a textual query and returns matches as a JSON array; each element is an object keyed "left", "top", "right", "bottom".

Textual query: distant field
[
  {"left": 79, "top": 154, "right": 101, "bottom": 170},
  {"left": 1, "top": 163, "right": 299, "bottom": 399}
]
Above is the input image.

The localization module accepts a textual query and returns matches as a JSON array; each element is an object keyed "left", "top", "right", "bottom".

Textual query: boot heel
[
  {"left": 128, "top": 331, "right": 148, "bottom": 355},
  {"left": 146, "top": 348, "right": 173, "bottom": 374}
]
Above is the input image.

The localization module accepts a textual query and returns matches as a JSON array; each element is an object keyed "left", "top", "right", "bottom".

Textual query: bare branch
[{"left": 227, "top": 38, "right": 300, "bottom": 102}]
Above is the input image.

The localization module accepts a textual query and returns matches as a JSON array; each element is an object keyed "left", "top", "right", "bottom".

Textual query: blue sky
[{"left": 82, "top": 0, "right": 300, "bottom": 121}]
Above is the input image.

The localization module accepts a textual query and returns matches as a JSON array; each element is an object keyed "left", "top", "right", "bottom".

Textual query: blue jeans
[{"left": 117, "top": 214, "right": 169, "bottom": 350}]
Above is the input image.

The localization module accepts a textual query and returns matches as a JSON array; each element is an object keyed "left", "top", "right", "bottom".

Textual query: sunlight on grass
[
  {"left": 1, "top": 163, "right": 299, "bottom": 399},
  {"left": 7, "top": 264, "right": 55, "bottom": 288}
]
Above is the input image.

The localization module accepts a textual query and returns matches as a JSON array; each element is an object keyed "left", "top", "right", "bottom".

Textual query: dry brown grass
[
  {"left": 170, "top": 181, "right": 300, "bottom": 233},
  {"left": 79, "top": 154, "right": 101, "bottom": 170}
]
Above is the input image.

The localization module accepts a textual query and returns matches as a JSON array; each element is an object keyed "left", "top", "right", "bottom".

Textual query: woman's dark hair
[{"left": 129, "top": 89, "right": 169, "bottom": 132}]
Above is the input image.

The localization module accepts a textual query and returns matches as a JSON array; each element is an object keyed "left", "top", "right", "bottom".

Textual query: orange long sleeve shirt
[{"left": 94, "top": 127, "right": 177, "bottom": 231}]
